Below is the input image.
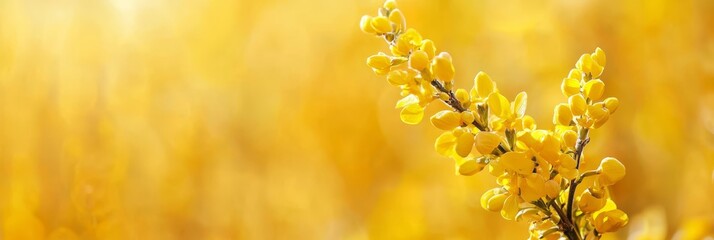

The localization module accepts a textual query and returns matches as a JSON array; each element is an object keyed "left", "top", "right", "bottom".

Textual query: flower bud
[
  {"left": 420, "top": 39, "right": 436, "bottom": 59},
  {"left": 383, "top": 0, "right": 397, "bottom": 10},
  {"left": 367, "top": 53, "right": 391, "bottom": 70},
  {"left": 388, "top": 9, "right": 405, "bottom": 31},
  {"left": 474, "top": 71, "right": 496, "bottom": 99},
  {"left": 561, "top": 130, "right": 577, "bottom": 149},
  {"left": 592, "top": 47, "right": 606, "bottom": 68},
  {"left": 545, "top": 180, "right": 560, "bottom": 199},
  {"left": 455, "top": 156, "right": 486, "bottom": 176},
  {"left": 561, "top": 78, "right": 581, "bottom": 97},
  {"left": 460, "top": 111, "right": 475, "bottom": 125},
  {"left": 386, "top": 70, "right": 409, "bottom": 86}
]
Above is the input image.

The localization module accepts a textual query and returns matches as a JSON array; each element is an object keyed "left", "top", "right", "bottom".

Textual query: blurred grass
[{"left": 0, "top": 0, "right": 713, "bottom": 239}]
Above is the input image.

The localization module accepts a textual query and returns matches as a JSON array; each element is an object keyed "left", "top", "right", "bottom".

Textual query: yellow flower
[
  {"left": 431, "top": 52, "right": 455, "bottom": 82},
  {"left": 568, "top": 94, "right": 587, "bottom": 116},
  {"left": 434, "top": 131, "right": 457, "bottom": 157},
  {"left": 591, "top": 47, "right": 606, "bottom": 68},
  {"left": 561, "top": 77, "right": 581, "bottom": 97},
  {"left": 409, "top": 50, "right": 429, "bottom": 70},
  {"left": 487, "top": 92, "right": 511, "bottom": 119},
  {"left": 544, "top": 180, "right": 560, "bottom": 199},
  {"left": 399, "top": 103, "right": 424, "bottom": 125},
  {"left": 598, "top": 157, "right": 625, "bottom": 185},
  {"left": 420, "top": 39, "right": 436, "bottom": 59},
  {"left": 576, "top": 53, "right": 604, "bottom": 78},
  {"left": 484, "top": 192, "right": 508, "bottom": 212},
  {"left": 455, "top": 131, "right": 475, "bottom": 157},
  {"left": 578, "top": 188, "right": 607, "bottom": 213},
  {"left": 359, "top": 15, "right": 376, "bottom": 34},
  {"left": 390, "top": 28, "right": 422, "bottom": 56},
  {"left": 388, "top": 9, "right": 406, "bottom": 31},
  {"left": 561, "top": 130, "right": 577, "bottom": 149},
  {"left": 553, "top": 103, "right": 573, "bottom": 126},
  {"left": 604, "top": 97, "right": 619, "bottom": 113},
  {"left": 367, "top": 52, "right": 392, "bottom": 74},
  {"left": 383, "top": 0, "right": 397, "bottom": 10},
  {"left": 460, "top": 111, "right": 475, "bottom": 125},
  {"left": 370, "top": 16, "right": 393, "bottom": 34},
  {"left": 500, "top": 151, "right": 533, "bottom": 175},
  {"left": 430, "top": 110, "right": 461, "bottom": 130},
  {"left": 472, "top": 71, "right": 496, "bottom": 99},
  {"left": 455, "top": 155, "right": 486, "bottom": 176},
  {"left": 594, "top": 209, "right": 629, "bottom": 233},
  {"left": 480, "top": 188, "right": 500, "bottom": 210},
  {"left": 583, "top": 79, "right": 605, "bottom": 100},
  {"left": 475, "top": 131, "right": 501, "bottom": 154},
  {"left": 386, "top": 69, "right": 412, "bottom": 86}
]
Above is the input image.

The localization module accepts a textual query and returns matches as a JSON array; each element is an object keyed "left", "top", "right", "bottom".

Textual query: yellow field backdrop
[{"left": 0, "top": 0, "right": 713, "bottom": 239}]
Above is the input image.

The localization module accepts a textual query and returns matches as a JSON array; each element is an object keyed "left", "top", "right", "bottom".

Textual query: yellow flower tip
[
  {"left": 383, "top": 0, "right": 398, "bottom": 10},
  {"left": 578, "top": 188, "right": 607, "bottom": 213},
  {"left": 575, "top": 54, "right": 593, "bottom": 73},
  {"left": 367, "top": 53, "right": 391, "bottom": 70},
  {"left": 409, "top": 50, "right": 429, "bottom": 70},
  {"left": 420, "top": 39, "right": 436, "bottom": 59},
  {"left": 388, "top": 9, "right": 406, "bottom": 31},
  {"left": 598, "top": 157, "right": 625, "bottom": 185},
  {"left": 432, "top": 52, "right": 455, "bottom": 82},
  {"left": 583, "top": 79, "right": 605, "bottom": 100},
  {"left": 561, "top": 78, "right": 581, "bottom": 97},
  {"left": 474, "top": 71, "right": 496, "bottom": 99},
  {"left": 456, "top": 157, "right": 486, "bottom": 176},
  {"left": 587, "top": 103, "right": 610, "bottom": 128},
  {"left": 568, "top": 94, "right": 587, "bottom": 116},
  {"left": 604, "top": 97, "right": 619, "bottom": 114},
  {"left": 553, "top": 103, "right": 573, "bottom": 126},
  {"left": 592, "top": 47, "right": 607, "bottom": 68},
  {"left": 455, "top": 132, "right": 475, "bottom": 157},
  {"left": 359, "top": 15, "right": 376, "bottom": 34},
  {"left": 500, "top": 151, "right": 534, "bottom": 174},
  {"left": 386, "top": 69, "right": 409, "bottom": 86},
  {"left": 430, "top": 110, "right": 461, "bottom": 130},
  {"left": 475, "top": 131, "right": 501, "bottom": 154},
  {"left": 559, "top": 153, "right": 576, "bottom": 169},
  {"left": 460, "top": 111, "right": 475, "bottom": 125},
  {"left": 594, "top": 209, "right": 629, "bottom": 233},
  {"left": 399, "top": 103, "right": 424, "bottom": 125}
]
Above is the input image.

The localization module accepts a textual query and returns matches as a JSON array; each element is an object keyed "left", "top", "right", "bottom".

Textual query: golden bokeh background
[{"left": 0, "top": 0, "right": 713, "bottom": 239}]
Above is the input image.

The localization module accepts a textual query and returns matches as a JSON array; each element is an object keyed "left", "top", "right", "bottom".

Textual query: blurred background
[{"left": 0, "top": 0, "right": 713, "bottom": 239}]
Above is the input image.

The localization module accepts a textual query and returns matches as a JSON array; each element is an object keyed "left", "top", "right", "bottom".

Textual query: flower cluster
[{"left": 360, "top": 1, "right": 628, "bottom": 239}]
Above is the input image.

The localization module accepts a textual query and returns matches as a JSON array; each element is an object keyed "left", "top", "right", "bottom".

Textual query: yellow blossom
[
  {"left": 604, "top": 97, "right": 619, "bottom": 113},
  {"left": 434, "top": 131, "right": 457, "bottom": 157},
  {"left": 553, "top": 104, "right": 573, "bottom": 126},
  {"left": 475, "top": 131, "right": 501, "bottom": 154},
  {"left": 500, "top": 151, "right": 533, "bottom": 175},
  {"left": 409, "top": 50, "right": 429, "bottom": 70},
  {"left": 578, "top": 188, "right": 607, "bottom": 213},
  {"left": 568, "top": 94, "right": 587, "bottom": 116},
  {"left": 561, "top": 78, "right": 581, "bottom": 97},
  {"left": 472, "top": 71, "right": 496, "bottom": 99},
  {"left": 430, "top": 110, "right": 461, "bottom": 130},
  {"left": 598, "top": 157, "right": 625, "bottom": 185},
  {"left": 388, "top": 9, "right": 405, "bottom": 31},
  {"left": 594, "top": 209, "right": 629, "bottom": 233},
  {"left": 370, "top": 16, "right": 392, "bottom": 34},
  {"left": 583, "top": 79, "right": 605, "bottom": 100},
  {"left": 431, "top": 52, "right": 455, "bottom": 82},
  {"left": 455, "top": 131, "right": 475, "bottom": 157}
]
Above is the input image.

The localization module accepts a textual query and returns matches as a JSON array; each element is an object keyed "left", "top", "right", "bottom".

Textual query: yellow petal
[
  {"left": 388, "top": 9, "right": 406, "bottom": 31},
  {"left": 455, "top": 88, "right": 470, "bottom": 104},
  {"left": 559, "top": 153, "right": 576, "bottom": 169},
  {"left": 561, "top": 78, "right": 581, "bottom": 97},
  {"left": 512, "top": 92, "right": 527, "bottom": 118},
  {"left": 480, "top": 188, "right": 499, "bottom": 210},
  {"left": 430, "top": 110, "right": 461, "bottom": 130},
  {"left": 475, "top": 131, "right": 501, "bottom": 154},
  {"left": 500, "top": 151, "right": 533, "bottom": 174},
  {"left": 578, "top": 188, "right": 607, "bottom": 213},
  {"left": 545, "top": 180, "right": 560, "bottom": 199},
  {"left": 561, "top": 130, "right": 577, "bottom": 149},
  {"left": 367, "top": 53, "right": 392, "bottom": 70},
  {"left": 583, "top": 79, "right": 605, "bottom": 100},
  {"left": 395, "top": 94, "right": 419, "bottom": 108},
  {"left": 383, "top": 0, "right": 397, "bottom": 10},
  {"left": 592, "top": 47, "right": 606, "bottom": 68},
  {"left": 604, "top": 97, "right": 619, "bottom": 113},
  {"left": 474, "top": 71, "right": 496, "bottom": 99},
  {"left": 553, "top": 104, "right": 573, "bottom": 126},
  {"left": 370, "top": 16, "right": 392, "bottom": 34},
  {"left": 501, "top": 194, "right": 520, "bottom": 220},
  {"left": 594, "top": 209, "right": 629, "bottom": 233},
  {"left": 460, "top": 111, "right": 475, "bottom": 125},
  {"left": 435, "top": 131, "right": 457, "bottom": 156},
  {"left": 455, "top": 132, "right": 475, "bottom": 157},
  {"left": 386, "top": 69, "right": 410, "bottom": 86},
  {"left": 486, "top": 193, "right": 508, "bottom": 212},
  {"left": 568, "top": 94, "right": 587, "bottom": 116},
  {"left": 359, "top": 15, "right": 376, "bottom": 34},
  {"left": 455, "top": 156, "right": 486, "bottom": 176},
  {"left": 409, "top": 50, "right": 429, "bottom": 70},
  {"left": 420, "top": 39, "right": 436, "bottom": 59},
  {"left": 568, "top": 68, "right": 583, "bottom": 80},
  {"left": 575, "top": 53, "right": 594, "bottom": 75},
  {"left": 487, "top": 92, "right": 511, "bottom": 119},
  {"left": 431, "top": 52, "right": 455, "bottom": 82},
  {"left": 598, "top": 157, "right": 625, "bottom": 186},
  {"left": 400, "top": 103, "right": 424, "bottom": 125}
]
